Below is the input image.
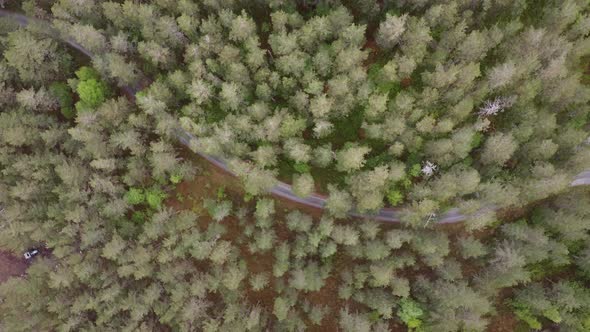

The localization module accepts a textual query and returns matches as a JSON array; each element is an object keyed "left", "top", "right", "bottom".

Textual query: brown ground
[
  {"left": 169, "top": 147, "right": 413, "bottom": 330},
  {"left": 0, "top": 250, "right": 27, "bottom": 283},
  {"left": 167, "top": 154, "right": 339, "bottom": 329},
  {"left": 484, "top": 287, "right": 521, "bottom": 332},
  {"left": 170, "top": 145, "right": 526, "bottom": 331},
  {"left": 0, "top": 142, "right": 522, "bottom": 330},
  {"left": 487, "top": 310, "right": 520, "bottom": 332},
  {"left": 363, "top": 38, "right": 380, "bottom": 67}
]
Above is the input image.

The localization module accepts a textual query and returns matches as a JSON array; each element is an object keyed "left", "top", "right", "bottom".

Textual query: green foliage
[
  {"left": 293, "top": 162, "right": 310, "bottom": 174},
  {"left": 170, "top": 173, "right": 183, "bottom": 184},
  {"left": 542, "top": 307, "right": 562, "bottom": 324},
  {"left": 76, "top": 79, "right": 107, "bottom": 110},
  {"left": 145, "top": 187, "right": 166, "bottom": 210},
  {"left": 368, "top": 62, "right": 402, "bottom": 96},
  {"left": 49, "top": 82, "right": 74, "bottom": 119},
  {"left": 205, "top": 198, "right": 233, "bottom": 222},
  {"left": 408, "top": 164, "right": 421, "bottom": 178},
  {"left": 204, "top": 103, "right": 226, "bottom": 124},
  {"left": 510, "top": 279, "right": 590, "bottom": 331},
  {"left": 526, "top": 259, "right": 570, "bottom": 280},
  {"left": 470, "top": 132, "right": 484, "bottom": 149},
  {"left": 131, "top": 211, "right": 148, "bottom": 224},
  {"left": 323, "top": 109, "right": 365, "bottom": 147},
  {"left": 280, "top": 116, "right": 307, "bottom": 138},
  {"left": 249, "top": 273, "right": 269, "bottom": 291},
  {"left": 73, "top": 66, "right": 108, "bottom": 112},
  {"left": 514, "top": 307, "right": 542, "bottom": 330},
  {"left": 273, "top": 297, "right": 290, "bottom": 321},
  {"left": 364, "top": 151, "right": 393, "bottom": 170},
  {"left": 397, "top": 298, "right": 424, "bottom": 330},
  {"left": 217, "top": 186, "right": 227, "bottom": 200},
  {"left": 75, "top": 66, "right": 100, "bottom": 81},
  {"left": 386, "top": 189, "right": 404, "bottom": 206},
  {"left": 125, "top": 188, "right": 145, "bottom": 205},
  {"left": 124, "top": 186, "right": 165, "bottom": 222}
]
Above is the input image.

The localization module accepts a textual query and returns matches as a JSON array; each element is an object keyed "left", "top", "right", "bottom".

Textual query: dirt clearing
[{"left": 0, "top": 250, "right": 27, "bottom": 283}]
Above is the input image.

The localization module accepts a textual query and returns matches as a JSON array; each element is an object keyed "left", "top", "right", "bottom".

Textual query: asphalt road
[{"left": 2, "top": 9, "right": 589, "bottom": 225}]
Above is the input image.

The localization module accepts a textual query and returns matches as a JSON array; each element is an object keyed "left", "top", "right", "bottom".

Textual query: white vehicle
[{"left": 24, "top": 248, "right": 39, "bottom": 260}]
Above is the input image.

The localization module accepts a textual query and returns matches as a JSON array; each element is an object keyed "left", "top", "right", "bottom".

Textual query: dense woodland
[{"left": 0, "top": 0, "right": 589, "bottom": 331}]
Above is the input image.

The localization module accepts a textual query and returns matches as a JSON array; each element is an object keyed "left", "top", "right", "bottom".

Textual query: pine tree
[
  {"left": 375, "top": 13, "right": 408, "bottom": 50},
  {"left": 4, "top": 29, "right": 70, "bottom": 84},
  {"left": 335, "top": 145, "right": 371, "bottom": 173},
  {"left": 480, "top": 132, "right": 518, "bottom": 166}
]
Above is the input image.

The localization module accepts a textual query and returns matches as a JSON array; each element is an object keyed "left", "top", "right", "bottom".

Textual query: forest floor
[
  {"left": 170, "top": 142, "right": 537, "bottom": 331},
  {"left": 167, "top": 146, "right": 411, "bottom": 331},
  {"left": 0, "top": 250, "right": 27, "bottom": 283},
  {"left": 0, "top": 141, "right": 524, "bottom": 331},
  {"left": 0, "top": 143, "right": 522, "bottom": 331},
  {"left": 167, "top": 146, "right": 522, "bottom": 331},
  {"left": 487, "top": 310, "right": 521, "bottom": 332}
]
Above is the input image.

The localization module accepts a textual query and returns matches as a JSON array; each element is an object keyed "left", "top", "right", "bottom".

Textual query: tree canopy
[{"left": 0, "top": 0, "right": 589, "bottom": 331}]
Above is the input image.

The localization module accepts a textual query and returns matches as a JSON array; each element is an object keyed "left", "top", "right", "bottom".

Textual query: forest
[{"left": 0, "top": 0, "right": 589, "bottom": 331}]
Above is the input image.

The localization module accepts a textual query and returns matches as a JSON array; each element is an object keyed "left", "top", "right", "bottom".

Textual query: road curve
[{"left": 2, "top": 9, "right": 589, "bottom": 224}]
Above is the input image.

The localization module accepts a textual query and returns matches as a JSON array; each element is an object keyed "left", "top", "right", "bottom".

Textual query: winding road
[{"left": 2, "top": 9, "right": 589, "bottom": 224}]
